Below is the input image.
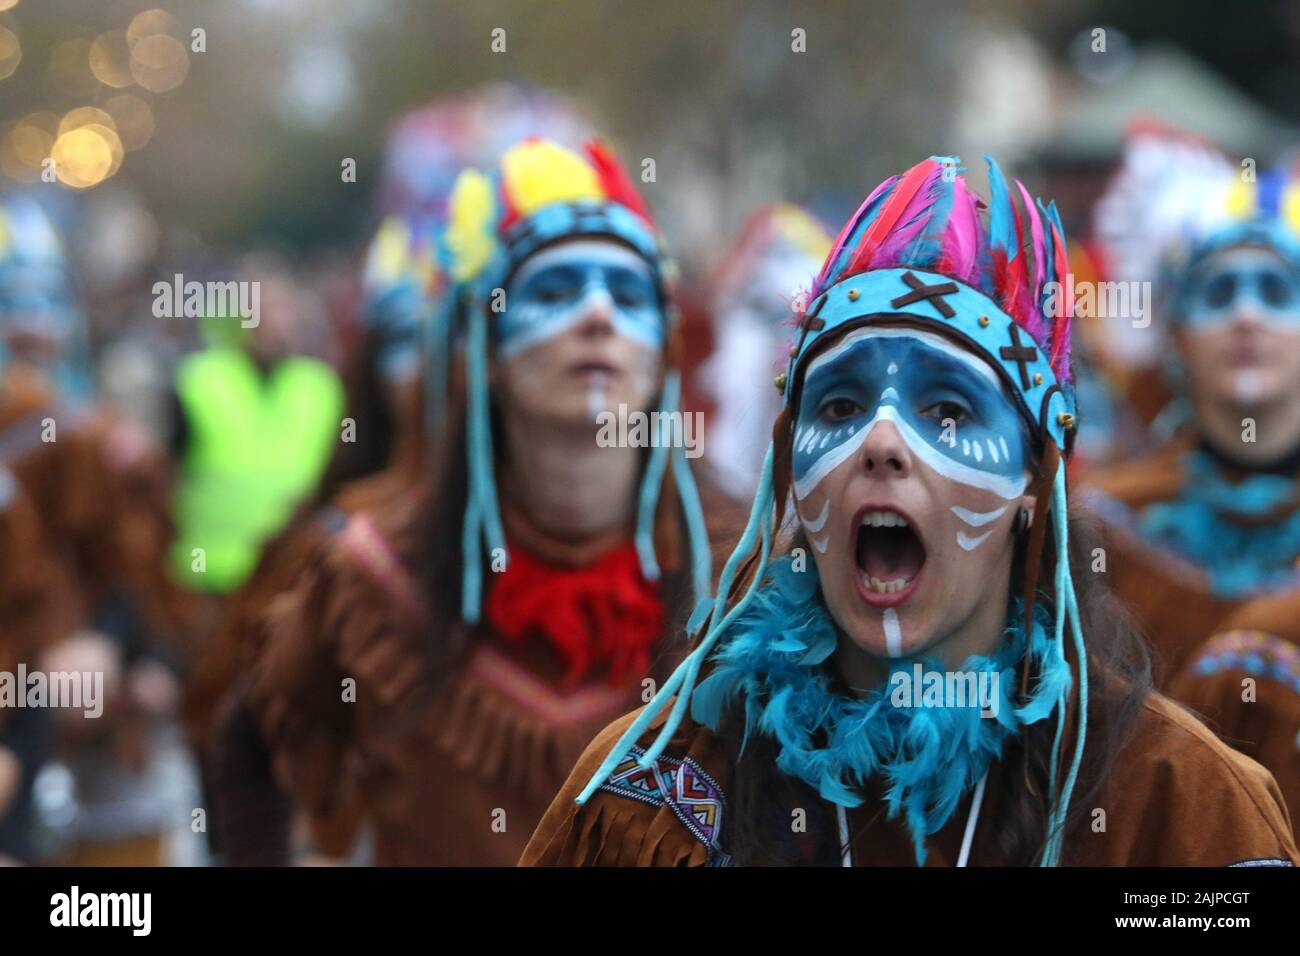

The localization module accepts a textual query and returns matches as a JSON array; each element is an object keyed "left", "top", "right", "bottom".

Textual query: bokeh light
[
  {"left": 51, "top": 124, "right": 123, "bottom": 189},
  {"left": 59, "top": 106, "right": 117, "bottom": 138},
  {"left": 0, "top": 25, "right": 22, "bottom": 81},
  {"left": 0, "top": 111, "right": 56, "bottom": 182},
  {"left": 48, "top": 37, "right": 96, "bottom": 94},
  {"left": 104, "top": 93, "right": 155, "bottom": 152},
  {"left": 89, "top": 31, "right": 134, "bottom": 88},
  {"left": 129, "top": 33, "right": 189, "bottom": 93},
  {"left": 126, "top": 9, "right": 180, "bottom": 48}
]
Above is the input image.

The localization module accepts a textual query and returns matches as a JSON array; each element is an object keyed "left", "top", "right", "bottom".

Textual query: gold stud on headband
[
  {"left": 1057, "top": 412, "right": 1075, "bottom": 429},
  {"left": 773, "top": 372, "right": 787, "bottom": 395},
  {"left": 847, "top": 289, "right": 860, "bottom": 301},
  {"left": 978, "top": 315, "right": 990, "bottom": 327},
  {"left": 1034, "top": 372, "right": 1043, "bottom": 386}
]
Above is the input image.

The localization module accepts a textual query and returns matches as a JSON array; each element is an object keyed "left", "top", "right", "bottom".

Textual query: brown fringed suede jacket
[
  {"left": 521, "top": 693, "right": 1298, "bottom": 867},
  {"left": 0, "top": 366, "right": 189, "bottom": 651},
  {"left": 1169, "top": 589, "right": 1300, "bottom": 839},
  {"left": 211, "top": 480, "right": 738, "bottom": 866}
]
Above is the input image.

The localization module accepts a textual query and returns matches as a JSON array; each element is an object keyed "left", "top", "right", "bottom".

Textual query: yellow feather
[
  {"left": 1224, "top": 178, "right": 1255, "bottom": 221},
  {"left": 771, "top": 204, "right": 832, "bottom": 262},
  {"left": 446, "top": 168, "right": 496, "bottom": 283},
  {"left": 1283, "top": 181, "right": 1300, "bottom": 236},
  {"left": 500, "top": 140, "right": 603, "bottom": 217},
  {"left": 364, "top": 216, "right": 412, "bottom": 286}
]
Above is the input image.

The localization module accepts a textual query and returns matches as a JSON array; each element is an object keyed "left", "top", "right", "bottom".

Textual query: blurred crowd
[{"left": 0, "top": 68, "right": 1298, "bottom": 866}]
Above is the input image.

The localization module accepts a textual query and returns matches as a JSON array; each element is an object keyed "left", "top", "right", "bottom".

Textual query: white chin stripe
[
  {"left": 883, "top": 608, "right": 903, "bottom": 657},
  {"left": 803, "top": 325, "right": 1003, "bottom": 387},
  {"left": 792, "top": 404, "right": 1029, "bottom": 501}
]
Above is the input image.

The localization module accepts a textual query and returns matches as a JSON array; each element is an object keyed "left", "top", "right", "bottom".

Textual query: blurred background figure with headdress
[
  {"left": 208, "top": 136, "right": 742, "bottom": 865},
  {"left": 0, "top": 192, "right": 197, "bottom": 865},
  {"left": 695, "top": 204, "right": 831, "bottom": 501},
  {"left": 188, "top": 86, "right": 596, "bottom": 864},
  {"left": 1083, "top": 127, "right": 1300, "bottom": 680},
  {"left": 1082, "top": 130, "right": 1300, "bottom": 838}
]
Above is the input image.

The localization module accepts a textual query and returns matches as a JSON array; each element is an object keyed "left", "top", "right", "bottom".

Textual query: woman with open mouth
[{"left": 522, "top": 156, "right": 1298, "bottom": 866}]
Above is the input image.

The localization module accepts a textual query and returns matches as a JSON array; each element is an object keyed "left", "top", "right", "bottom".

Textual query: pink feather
[
  {"left": 847, "top": 159, "right": 941, "bottom": 274},
  {"left": 1048, "top": 221, "right": 1072, "bottom": 380},
  {"left": 1014, "top": 180, "right": 1048, "bottom": 342},
  {"left": 812, "top": 175, "right": 896, "bottom": 298},
  {"left": 870, "top": 177, "right": 950, "bottom": 270},
  {"left": 937, "top": 181, "right": 981, "bottom": 284}
]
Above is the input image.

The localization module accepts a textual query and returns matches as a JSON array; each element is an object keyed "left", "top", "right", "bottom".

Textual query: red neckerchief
[{"left": 484, "top": 538, "right": 664, "bottom": 688}]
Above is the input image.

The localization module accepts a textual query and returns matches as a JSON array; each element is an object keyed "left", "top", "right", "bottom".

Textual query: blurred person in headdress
[
  {"left": 0, "top": 193, "right": 194, "bottom": 864},
  {"left": 696, "top": 204, "right": 831, "bottom": 501},
  {"left": 1083, "top": 127, "right": 1300, "bottom": 679},
  {"left": 209, "top": 137, "right": 741, "bottom": 865},
  {"left": 189, "top": 89, "right": 597, "bottom": 863},
  {"left": 1085, "top": 133, "right": 1300, "bottom": 837},
  {"left": 523, "top": 155, "right": 1296, "bottom": 868}
]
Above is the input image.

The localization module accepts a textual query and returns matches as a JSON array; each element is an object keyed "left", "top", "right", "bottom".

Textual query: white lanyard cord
[
  {"left": 956, "top": 771, "right": 989, "bottom": 868},
  {"left": 836, "top": 769, "right": 988, "bottom": 868},
  {"left": 836, "top": 804, "right": 852, "bottom": 867}
]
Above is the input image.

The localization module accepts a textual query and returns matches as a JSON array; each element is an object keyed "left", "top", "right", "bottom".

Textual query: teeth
[
  {"left": 861, "top": 510, "right": 908, "bottom": 528},
  {"left": 863, "top": 574, "right": 910, "bottom": 594}
]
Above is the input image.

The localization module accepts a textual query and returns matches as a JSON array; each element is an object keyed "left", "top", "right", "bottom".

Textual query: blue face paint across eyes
[
  {"left": 498, "top": 243, "right": 663, "bottom": 360},
  {"left": 1181, "top": 262, "right": 1300, "bottom": 329},
  {"left": 792, "top": 327, "right": 1031, "bottom": 501}
]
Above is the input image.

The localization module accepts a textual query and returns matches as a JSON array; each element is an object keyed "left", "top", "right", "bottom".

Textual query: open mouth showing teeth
[{"left": 855, "top": 509, "right": 926, "bottom": 595}]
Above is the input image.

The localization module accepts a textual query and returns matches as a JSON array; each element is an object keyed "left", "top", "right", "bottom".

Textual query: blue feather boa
[
  {"left": 691, "top": 555, "right": 1070, "bottom": 864},
  {"left": 1139, "top": 449, "right": 1300, "bottom": 597}
]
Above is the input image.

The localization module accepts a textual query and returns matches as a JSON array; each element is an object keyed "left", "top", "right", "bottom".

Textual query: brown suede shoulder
[
  {"left": 1080, "top": 445, "right": 1238, "bottom": 679},
  {"left": 1070, "top": 692, "right": 1298, "bottom": 865},
  {"left": 523, "top": 693, "right": 1299, "bottom": 867},
  {"left": 519, "top": 705, "right": 733, "bottom": 866},
  {"left": 1084, "top": 439, "right": 1188, "bottom": 511},
  {"left": 1167, "top": 590, "right": 1300, "bottom": 840}
]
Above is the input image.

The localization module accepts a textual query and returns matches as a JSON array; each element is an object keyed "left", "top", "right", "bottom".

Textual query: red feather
[
  {"left": 585, "top": 139, "right": 655, "bottom": 226},
  {"left": 497, "top": 172, "right": 521, "bottom": 232}
]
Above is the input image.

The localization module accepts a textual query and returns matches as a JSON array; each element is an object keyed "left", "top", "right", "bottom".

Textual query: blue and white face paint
[
  {"left": 1180, "top": 248, "right": 1300, "bottom": 331},
  {"left": 499, "top": 240, "right": 663, "bottom": 360},
  {"left": 793, "top": 327, "right": 1031, "bottom": 503},
  {"left": 786, "top": 324, "right": 1038, "bottom": 664}
]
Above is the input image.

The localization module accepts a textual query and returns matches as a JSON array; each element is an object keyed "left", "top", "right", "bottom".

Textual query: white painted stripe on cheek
[
  {"left": 883, "top": 608, "right": 903, "bottom": 657},
  {"left": 957, "top": 529, "right": 993, "bottom": 551},
  {"left": 801, "top": 499, "right": 830, "bottom": 533},
  {"left": 950, "top": 505, "right": 1008, "bottom": 527},
  {"left": 811, "top": 533, "right": 829, "bottom": 554},
  {"left": 497, "top": 307, "right": 587, "bottom": 359}
]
